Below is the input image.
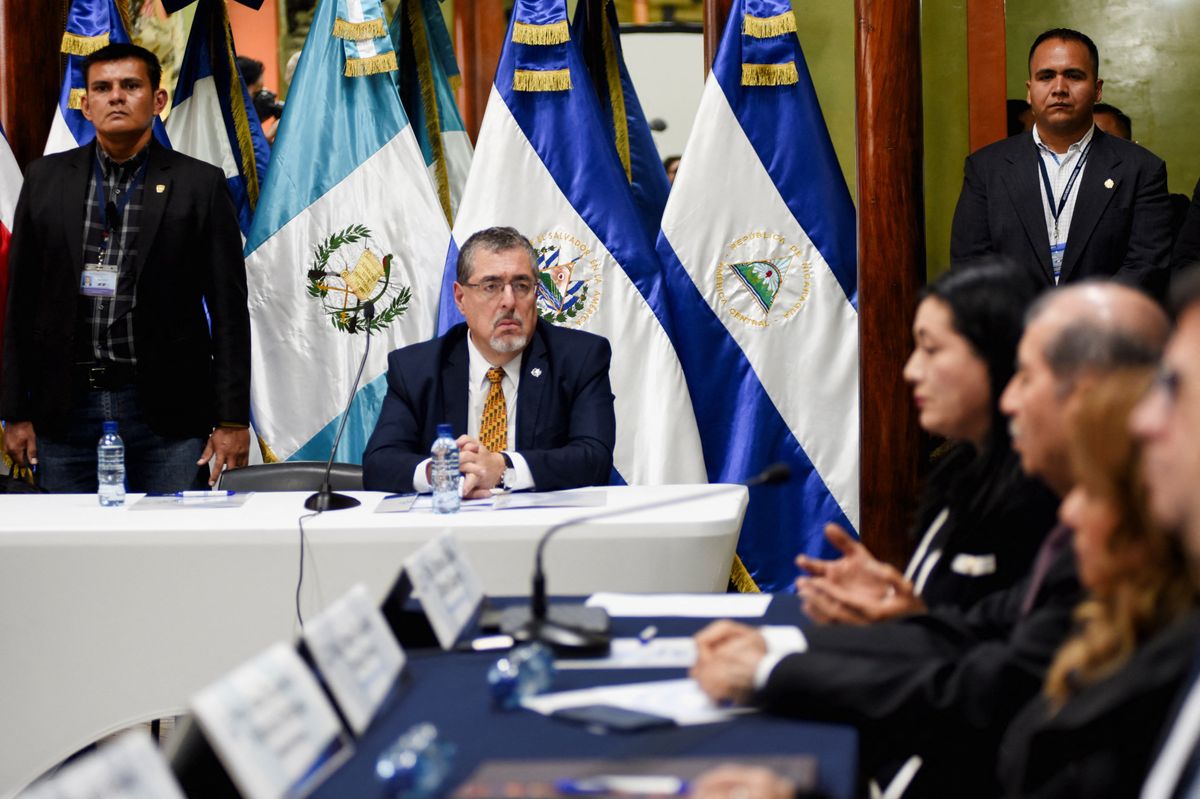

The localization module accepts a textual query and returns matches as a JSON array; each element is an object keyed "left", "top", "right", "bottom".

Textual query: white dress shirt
[{"left": 1033, "top": 123, "right": 1095, "bottom": 283}]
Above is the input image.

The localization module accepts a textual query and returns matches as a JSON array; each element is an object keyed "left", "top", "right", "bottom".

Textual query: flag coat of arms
[
  {"left": 657, "top": 0, "right": 859, "bottom": 590},
  {"left": 438, "top": 0, "right": 705, "bottom": 486},
  {"left": 166, "top": 0, "right": 266, "bottom": 236},
  {"left": 244, "top": 0, "right": 451, "bottom": 464},
  {"left": 45, "top": 0, "right": 171, "bottom": 155}
]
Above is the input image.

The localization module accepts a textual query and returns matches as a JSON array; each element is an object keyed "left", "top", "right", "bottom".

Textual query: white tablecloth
[{"left": 0, "top": 485, "right": 747, "bottom": 796}]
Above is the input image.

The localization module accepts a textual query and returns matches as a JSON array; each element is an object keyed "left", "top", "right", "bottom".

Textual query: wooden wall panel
[
  {"left": 967, "top": 0, "right": 1007, "bottom": 151},
  {"left": 0, "top": 1, "right": 66, "bottom": 168},
  {"left": 454, "top": 0, "right": 505, "bottom": 144}
]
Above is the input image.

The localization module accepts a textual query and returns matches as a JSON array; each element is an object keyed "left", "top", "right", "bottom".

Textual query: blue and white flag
[
  {"left": 391, "top": 0, "right": 472, "bottom": 224},
  {"left": 571, "top": 0, "right": 670, "bottom": 242},
  {"left": 45, "top": 0, "right": 171, "bottom": 155},
  {"left": 657, "top": 0, "right": 859, "bottom": 591},
  {"left": 438, "top": 0, "right": 704, "bottom": 486},
  {"left": 166, "top": 0, "right": 266, "bottom": 236},
  {"left": 244, "top": 0, "right": 450, "bottom": 464}
]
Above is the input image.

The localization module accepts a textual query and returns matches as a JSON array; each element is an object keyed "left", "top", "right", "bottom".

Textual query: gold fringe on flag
[
  {"left": 114, "top": 0, "right": 133, "bottom": 40},
  {"left": 408, "top": 0, "right": 453, "bottom": 224},
  {"left": 599, "top": 9, "right": 631, "bottom": 183},
  {"left": 513, "top": 68, "right": 571, "bottom": 92},
  {"left": 730, "top": 555, "right": 762, "bottom": 593},
  {"left": 332, "top": 17, "right": 387, "bottom": 41},
  {"left": 67, "top": 88, "right": 86, "bottom": 110},
  {"left": 222, "top": 15, "right": 259, "bottom": 207},
  {"left": 511, "top": 20, "right": 570, "bottom": 45},
  {"left": 742, "top": 11, "right": 797, "bottom": 39},
  {"left": 343, "top": 51, "right": 397, "bottom": 77},
  {"left": 258, "top": 436, "right": 279, "bottom": 464},
  {"left": 742, "top": 62, "right": 799, "bottom": 86},
  {"left": 60, "top": 31, "right": 110, "bottom": 57}
]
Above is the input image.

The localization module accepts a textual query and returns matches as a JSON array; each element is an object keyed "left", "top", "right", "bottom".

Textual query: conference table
[{"left": 0, "top": 485, "right": 747, "bottom": 798}]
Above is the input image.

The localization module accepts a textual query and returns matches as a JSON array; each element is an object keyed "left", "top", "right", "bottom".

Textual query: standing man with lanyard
[
  {"left": 1, "top": 43, "right": 251, "bottom": 492},
  {"left": 950, "top": 28, "right": 1172, "bottom": 299}
]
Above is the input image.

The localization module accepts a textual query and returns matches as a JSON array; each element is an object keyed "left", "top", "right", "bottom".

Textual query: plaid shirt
[{"left": 76, "top": 143, "right": 148, "bottom": 364}]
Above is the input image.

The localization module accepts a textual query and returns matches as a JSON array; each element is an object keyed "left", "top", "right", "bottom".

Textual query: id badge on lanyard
[{"left": 80, "top": 157, "right": 145, "bottom": 299}]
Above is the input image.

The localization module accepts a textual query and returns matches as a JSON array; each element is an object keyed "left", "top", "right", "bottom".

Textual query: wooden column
[
  {"left": 855, "top": 0, "right": 925, "bottom": 568},
  {"left": 454, "top": 0, "right": 505, "bottom": 144},
  {"left": 966, "top": 0, "right": 1007, "bottom": 151},
  {"left": 631, "top": 0, "right": 650, "bottom": 25},
  {"left": 0, "top": 1, "right": 66, "bottom": 168},
  {"left": 702, "top": 0, "right": 733, "bottom": 75}
]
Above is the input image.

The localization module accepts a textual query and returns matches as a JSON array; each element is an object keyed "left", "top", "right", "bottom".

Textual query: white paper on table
[
  {"left": 491, "top": 490, "right": 607, "bottom": 510},
  {"left": 374, "top": 493, "right": 419, "bottom": 513},
  {"left": 403, "top": 531, "right": 484, "bottom": 650},
  {"left": 191, "top": 643, "right": 347, "bottom": 799},
  {"left": 584, "top": 593, "right": 772, "bottom": 618},
  {"left": 520, "top": 678, "right": 751, "bottom": 726},
  {"left": 18, "top": 730, "right": 186, "bottom": 799},
  {"left": 554, "top": 638, "right": 697, "bottom": 670},
  {"left": 410, "top": 495, "right": 494, "bottom": 512},
  {"left": 304, "top": 584, "right": 406, "bottom": 735}
]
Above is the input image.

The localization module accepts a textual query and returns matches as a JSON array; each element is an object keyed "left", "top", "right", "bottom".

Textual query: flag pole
[{"left": 702, "top": 0, "right": 733, "bottom": 76}]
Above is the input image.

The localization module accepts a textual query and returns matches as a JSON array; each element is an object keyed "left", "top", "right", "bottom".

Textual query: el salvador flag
[
  {"left": 657, "top": 0, "right": 859, "bottom": 591},
  {"left": 244, "top": 0, "right": 450, "bottom": 464},
  {"left": 45, "top": 0, "right": 171, "bottom": 155},
  {"left": 437, "top": 0, "right": 705, "bottom": 486},
  {"left": 166, "top": 0, "right": 267, "bottom": 236}
]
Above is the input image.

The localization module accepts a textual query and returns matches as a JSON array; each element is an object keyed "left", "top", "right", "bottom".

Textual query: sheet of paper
[
  {"left": 403, "top": 531, "right": 484, "bottom": 649},
  {"left": 553, "top": 638, "right": 697, "bottom": 670},
  {"left": 410, "top": 495, "right": 494, "bottom": 512},
  {"left": 521, "top": 678, "right": 750, "bottom": 726},
  {"left": 374, "top": 493, "right": 419, "bottom": 513},
  {"left": 19, "top": 731, "right": 186, "bottom": 799},
  {"left": 130, "top": 491, "right": 253, "bottom": 510},
  {"left": 491, "top": 490, "right": 607, "bottom": 510},
  {"left": 584, "top": 592, "right": 772, "bottom": 618},
  {"left": 304, "top": 584, "right": 406, "bottom": 735}
]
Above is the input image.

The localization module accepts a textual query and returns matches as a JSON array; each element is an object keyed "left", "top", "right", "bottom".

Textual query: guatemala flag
[
  {"left": 166, "top": 0, "right": 267, "bottom": 236},
  {"left": 45, "top": 0, "right": 171, "bottom": 155},
  {"left": 437, "top": 0, "right": 704, "bottom": 486},
  {"left": 657, "top": 0, "right": 859, "bottom": 591},
  {"left": 391, "top": 0, "right": 472, "bottom": 224},
  {"left": 571, "top": 0, "right": 671, "bottom": 242},
  {"left": 244, "top": 0, "right": 451, "bottom": 464}
]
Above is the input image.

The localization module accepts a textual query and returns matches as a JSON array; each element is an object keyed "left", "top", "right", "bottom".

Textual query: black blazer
[
  {"left": 1173, "top": 176, "right": 1200, "bottom": 272},
  {"left": 1, "top": 140, "right": 250, "bottom": 437},
  {"left": 999, "top": 610, "right": 1200, "bottom": 799},
  {"left": 950, "top": 128, "right": 1172, "bottom": 298},
  {"left": 362, "top": 321, "right": 615, "bottom": 493}
]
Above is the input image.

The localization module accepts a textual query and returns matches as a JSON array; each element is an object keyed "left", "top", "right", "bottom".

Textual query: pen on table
[
  {"left": 638, "top": 625, "right": 658, "bottom": 646},
  {"left": 554, "top": 776, "right": 688, "bottom": 795}
]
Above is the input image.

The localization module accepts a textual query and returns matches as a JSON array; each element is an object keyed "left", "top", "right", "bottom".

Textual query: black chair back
[{"left": 216, "top": 461, "right": 363, "bottom": 492}]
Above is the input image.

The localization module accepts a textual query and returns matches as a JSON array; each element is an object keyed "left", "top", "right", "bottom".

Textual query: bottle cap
[
  {"left": 102, "top": 420, "right": 118, "bottom": 434},
  {"left": 436, "top": 423, "right": 453, "bottom": 437}
]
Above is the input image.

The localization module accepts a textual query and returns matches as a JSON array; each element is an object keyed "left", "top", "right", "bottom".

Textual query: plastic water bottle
[
  {"left": 430, "top": 423, "right": 460, "bottom": 514},
  {"left": 375, "top": 722, "right": 456, "bottom": 799},
  {"left": 487, "top": 642, "right": 556, "bottom": 710},
  {"left": 97, "top": 421, "right": 126, "bottom": 507}
]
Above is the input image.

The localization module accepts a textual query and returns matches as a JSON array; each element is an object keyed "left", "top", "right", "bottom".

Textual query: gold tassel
[
  {"left": 511, "top": 20, "right": 569, "bottom": 46},
  {"left": 729, "top": 556, "right": 761, "bottom": 593},
  {"left": 60, "top": 31, "right": 110, "bottom": 57},
  {"left": 67, "top": 88, "right": 86, "bottom": 110},
  {"left": 600, "top": 11, "right": 631, "bottom": 183},
  {"left": 742, "top": 62, "right": 799, "bottom": 86},
  {"left": 743, "top": 11, "right": 797, "bottom": 39},
  {"left": 332, "top": 17, "right": 387, "bottom": 41},
  {"left": 512, "top": 68, "right": 571, "bottom": 92},
  {"left": 258, "top": 436, "right": 279, "bottom": 464},
  {"left": 222, "top": 15, "right": 260, "bottom": 207},
  {"left": 343, "top": 51, "right": 398, "bottom": 77},
  {"left": 408, "top": 0, "right": 454, "bottom": 224}
]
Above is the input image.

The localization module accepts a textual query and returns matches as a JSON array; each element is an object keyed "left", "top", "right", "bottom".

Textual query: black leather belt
[{"left": 74, "top": 361, "right": 136, "bottom": 390}]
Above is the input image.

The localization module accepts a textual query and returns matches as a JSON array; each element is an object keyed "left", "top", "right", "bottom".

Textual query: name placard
[
  {"left": 304, "top": 583, "right": 406, "bottom": 735},
  {"left": 191, "top": 643, "right": 348, "bottom": 799},
  {"left": 403, "top": 531, "right": 484, "bottom": 650},
  {"left": 20, "top": 731, "right": 185, "bottom": 799}
]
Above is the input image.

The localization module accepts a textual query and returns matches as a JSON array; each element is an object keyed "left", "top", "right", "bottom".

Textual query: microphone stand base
[
  {"left": 504, "top": 606, "right": 612, "bottom": 656},
  {"left": 303, "top": 491, "right": 361, "bottom": 512}
]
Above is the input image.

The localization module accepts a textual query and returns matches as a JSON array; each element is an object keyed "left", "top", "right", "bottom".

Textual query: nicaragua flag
[
  {"left": 244, "top": 0, "right": 451, "bottom": 465},
  {"left": 657, "top": 0, "right": 859, "bottom": 591},
  {"left": 45, "top": 0, "right": 171, "bottom": 155},
  {"left": 1, "top": 125, "right": 20, "bottom": 378},
  {"left": 571, "top": 0, "right": 671, "bottom": 242},
  {"left": 391, "top": 0, "right": 472, "bottom": 224},
  {"left": 438, "top": 0, "right": 705, "bottom": 486},
  {"left": 166, "top": 0, "right": 266, "bottom": 236}
]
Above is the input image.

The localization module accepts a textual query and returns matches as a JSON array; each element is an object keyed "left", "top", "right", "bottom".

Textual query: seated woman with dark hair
[
  {"left": 998, "top": 370, "right": 1199, "bottom": 798},
  {"left": 796, "top": 265, "right": 1059, "bottom": 624}
]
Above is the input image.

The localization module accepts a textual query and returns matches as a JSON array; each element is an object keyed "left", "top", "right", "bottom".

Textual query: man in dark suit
[
  {"left": 362, "top": 227, "right": 615, "bottom": 496},
  {"left": 1, "top": 43, "right": 249, "bottom": 492},
  {"left": 689, "top": 283, "right": 1168, "bottom": 796},
  {"left": 951, "top": 29, "right": 1172, "bottom": 298}
]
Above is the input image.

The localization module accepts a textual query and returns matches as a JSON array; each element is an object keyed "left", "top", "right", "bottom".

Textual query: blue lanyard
[
  {"left": 92, "top": 155, "right": 147, "bottom": 237},
  {"left": 1037, "top": 139, "right": 1092, "bottom": 241}
]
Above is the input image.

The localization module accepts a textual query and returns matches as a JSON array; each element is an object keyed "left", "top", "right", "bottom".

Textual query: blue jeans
[{"left": 37, "top": 386, "right": 208, "bottom": 493}]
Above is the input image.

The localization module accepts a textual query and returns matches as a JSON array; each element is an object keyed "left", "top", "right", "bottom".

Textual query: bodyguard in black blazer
[
  {"left": 362, "top": 320, "right": 615, "bottom": 493},
  {"left": 951, "top": 127, "right": 1173, "bottom": 297}
]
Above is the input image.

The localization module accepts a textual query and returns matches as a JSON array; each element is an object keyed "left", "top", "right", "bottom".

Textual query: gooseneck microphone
[
  {"left": 507, "top": 463, "right": 793, "bottom": 653},
  {"left": 305, "top": 302, "right": 376, "bottom": 512}
]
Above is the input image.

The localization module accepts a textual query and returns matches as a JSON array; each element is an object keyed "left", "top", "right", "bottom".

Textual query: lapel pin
[
  {"left": 1104, "top": 178, "right": 1114, "bottom": 189},
  {"left": 155, "top": 184, "right": 166, "bottom": 193},
  {"left": 530, "top": 367, "right": 542, "bottom": 378}
]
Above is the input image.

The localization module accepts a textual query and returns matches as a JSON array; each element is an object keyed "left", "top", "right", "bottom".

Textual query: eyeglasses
[{"left": 461, "top": 278, "right": 537, "bottom": 299}]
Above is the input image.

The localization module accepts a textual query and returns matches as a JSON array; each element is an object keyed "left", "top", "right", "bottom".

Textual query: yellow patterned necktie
[{"left": 480, "top": 367, "right": 507, "bottom": 452}]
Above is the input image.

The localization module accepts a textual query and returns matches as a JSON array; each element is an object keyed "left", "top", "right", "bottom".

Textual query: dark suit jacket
[
  {"left": 950, "top": 128, "right": 1172, "bottom": 298},
  {"left": 361, "top": 321, "right": 615, "bottom": 493},
  {"left": 758, "top": 527, "right": 1083, "bottom": 796},
  {"left": 1, "top": 140, "right": 250, "bottom": 437},
  {"left": 1173, "top": 176, "right": 1200, "bottom": 272}
]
